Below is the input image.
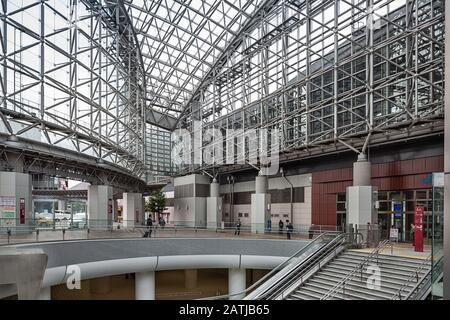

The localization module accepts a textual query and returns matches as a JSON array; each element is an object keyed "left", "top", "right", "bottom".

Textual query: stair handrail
[
  {"left": 198, "top": 231, "right": 342, "bottom": 300},
  {"left": 321, "top": 239, "right": 392, "bottom": 300},
  {"left": 407, "top": 255, "right": 444, "bottom": 300},
  {"left": 390, "top": 253, "right": 432, "bottom": 300},
  {"left": 262, "top": 232, "right": 354, "bottom": 300}
]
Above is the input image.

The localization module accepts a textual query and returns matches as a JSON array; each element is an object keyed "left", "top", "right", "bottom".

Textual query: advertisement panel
[
  {"left": 108, "top": 199, "right": 113, "bottom": 222},
  {"left": 0, "top": 196, "right": 16, "bottom": 226},
  {"left": 19, "top": 198, "right": 25, "bottom": 224},
  {"left": 414, "top": 206, "right": 424, "bottom": 252}
]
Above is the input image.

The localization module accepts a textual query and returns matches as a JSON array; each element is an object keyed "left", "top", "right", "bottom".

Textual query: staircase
[{"left": 286, "top": 250, "right": 431, "bottom": 300}]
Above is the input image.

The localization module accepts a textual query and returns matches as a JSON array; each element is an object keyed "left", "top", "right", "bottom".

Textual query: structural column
[
  {"left": 207, "top": 178, "right": 222, "bottom": 229},
  {"left": 346, "top": 154, "right": 377, "bottom": 227},
  {"left": 173, "top": 174, "right": 209, "bottom": 227},
  {"left": 228, "top": 268, "right": 246, "bottom": 300},
  {"left": 135, "top": 271, "right": 155, "bottom": 300},
  {"left": 57, "top": 200, "right": 67, "bottom": 211},
  {"left": 38, "top": 286, "right": 51, "bottom": 300},
  {"left": 87, "top": 185, "right": 113, "bottom": 229},
  {"left": 251, "top": 172, "right": 271, "bottom": 233},
  {"left": 122, "top": 192, "right": 144, "bottom": 228},
  {"left": 0, "top": 173, "right": 33, "bottom": 231},
  {"left": 443, "top": 0, "right": 450, "bottom": 300}
]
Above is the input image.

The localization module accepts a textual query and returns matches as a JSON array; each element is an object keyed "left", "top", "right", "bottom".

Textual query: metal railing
[
  {"left": 253, "top": 232, "right": 358, "bottom": 300},
  {"left": 199, "top": 232, "right": 344, "bottom": 300},
  {"left": 391, "top": 254, "right": 433, "bottom": 300},
  {"left": 0, "top": 219, "right": 341, "bottom": 245},
  {"left": 320, "top": 239, "right": 393, "bottom": 300}
]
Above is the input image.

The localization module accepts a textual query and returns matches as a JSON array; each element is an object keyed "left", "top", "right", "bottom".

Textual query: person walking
[
  {"left": 286, "top": 220, "right": 293, "bottom": 240},
  {"left": 144, "top": 214, "right": 153, "bottom": 238},
  {"left": 234, "top": 219, "right": 241, "bottom": 236},
  {"left": 267, "top": 219, "right": 272, "bottom": 232},
  {"left": 308, "top": 224, "right": 315, "bottom": 239},
  {"left": 278, "top": 219, "right": 284, "bottom": 235}
]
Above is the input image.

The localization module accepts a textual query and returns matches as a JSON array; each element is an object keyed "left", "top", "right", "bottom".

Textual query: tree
[{"left": 145, "top": 190, "right": 166, "bottom": 217}]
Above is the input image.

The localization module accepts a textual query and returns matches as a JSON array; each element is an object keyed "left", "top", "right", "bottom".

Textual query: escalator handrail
[
  {"left": 199, "top": 231, "right": 341, "bottom": 300},
  {"left": 257, "top": 232, "right": 353, "bottom": 300}
]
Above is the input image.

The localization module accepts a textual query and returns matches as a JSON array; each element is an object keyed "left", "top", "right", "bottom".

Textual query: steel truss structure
[
  {"left": 0, "top": 0, "right": 146, "bottom": 183},
  {"left": 174, "top": 0, "right": 444, "bottom": 176},
  {"left": 0, "top": 0, "right": 445, "bottom": 183}
]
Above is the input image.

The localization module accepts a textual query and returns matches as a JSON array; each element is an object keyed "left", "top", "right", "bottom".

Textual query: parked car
[{"left": 35, "top": 212, "right": 53, "bottom": 227}]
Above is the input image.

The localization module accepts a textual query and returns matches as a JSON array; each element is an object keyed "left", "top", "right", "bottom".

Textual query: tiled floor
[{"left": 351, "top": 242, "right": 432, "bottom": 260}]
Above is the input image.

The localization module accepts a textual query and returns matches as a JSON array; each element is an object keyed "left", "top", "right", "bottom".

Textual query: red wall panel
[{"left": 311, "top": 155, "right": 443, "bottom": 226}]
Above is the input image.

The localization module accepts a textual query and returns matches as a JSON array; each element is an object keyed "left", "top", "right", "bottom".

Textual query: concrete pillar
[
  {"left": 89, "top": 276, "right": 112, "bottom": 295},
  {"left": 228, "top": 268, "right": 246, "bottom": 300},
  {"left": 346, "top": 155, "right": 377, "bottom": 226},
  {"left": 0, "top": 248, "right": 47, "bottom": 300},
  {"left": 122, "top": 193, "right": 143, "bottom": 228},
  {"left": 184, "top": 269, "right": 198, "bottom": 289},
  {"left": 87, "top": 185, "right": 113, "bottom": 229},
  {"left": 251, "top": 173, "right": 271, "bottom": 233},
  {"left": 353, "top": 153, "right": 372, "bottom": 186},
  {"left": 135, "top": 271, "right": 155, "bottom": 300},
  {"left": 255, "top": 174, "right": 268, "bottom": 194},
  {"left": 38, "top": 286, "right": 51, "bottom": 300},
  {"left": 444, "top": 0, "right": 450, "bottom": 300},
  {"left": 174, "top": 174, "right": 209, "bottom": 227},
  {"left": 0, "top": 171, "right": 33, "bottom": 230},
  {"left": 57, "top": 200, "right": 66, "bottom": 211},
  {"left": 207, "top": 179, "right": 222, "bottom": 229}
]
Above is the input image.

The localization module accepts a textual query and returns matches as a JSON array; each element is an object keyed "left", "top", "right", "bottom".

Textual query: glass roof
[{"left": 125, "top": 0, "right": 264, "bottom": 117}]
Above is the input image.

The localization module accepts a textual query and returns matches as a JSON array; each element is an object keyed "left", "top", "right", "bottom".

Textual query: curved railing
[{"left": 0, "top": 219, "right": 339, "bottom": 246}]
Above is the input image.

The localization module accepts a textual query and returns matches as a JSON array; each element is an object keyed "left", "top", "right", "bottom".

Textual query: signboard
[
  {"left": 0, "top": 196, "right": 16, "bottom": 226},
  {"left": 393, "top": 203, "right": 402, "bottom": 212},
  {"left": 108, "top": 199, "right": 113, "bottom": 222},
  {"left": 19, "top": 198, "right": 25, "bottom": 224},
  {"left": 414, "top": 206, "right": 424, "bottom": 252},
  {"left": 389, "top": 228, "right": 399, "bottom": 242}
]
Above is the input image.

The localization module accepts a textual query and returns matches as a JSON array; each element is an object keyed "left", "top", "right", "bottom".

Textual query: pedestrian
[
  {"left": 286, "top": 220, "right": 293, "bottom": 240},
  {"left": 267, "top": 219, "right": 272, "bottom": 232},
  {"left": 278, "top": 219, "right": 284, "bottom": 235},
  {"left": 308, "top": 224, "right": 315, "bottom": 239},
  {"left": 144, "top": 214, "right": 152, "bottom": 238},
  {"left": 234, "top": 219, "right": 241, "bottom": 236}
]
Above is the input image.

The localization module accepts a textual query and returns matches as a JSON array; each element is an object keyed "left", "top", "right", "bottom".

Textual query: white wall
[{"left": 222, "top": 174, "right": 312, "bottom": 227}]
